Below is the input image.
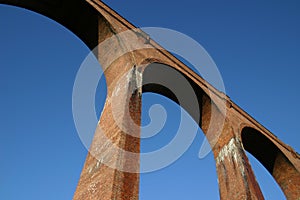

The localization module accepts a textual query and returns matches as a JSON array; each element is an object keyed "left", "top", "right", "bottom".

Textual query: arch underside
[
  {"left": 242, "top": 127, "right": 278, "bottom": 174},
  {"left": 142, "top": 63, "right": 205, "bottom": 127},
  {"left": 0, "top": 0, "right": 99, "bottom": 49},
  {"left": 1, "top": 0, "right": 299, "bottom": 199}
]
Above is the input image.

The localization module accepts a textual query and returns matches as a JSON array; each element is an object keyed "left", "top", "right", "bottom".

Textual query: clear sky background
[{"left": 0, "top": 1, "right": 299, "bottom": 199}]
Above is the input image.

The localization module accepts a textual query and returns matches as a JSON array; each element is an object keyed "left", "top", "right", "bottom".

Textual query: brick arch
[{"left": 241, "top": 127, "right": 300, "bottom": 199}]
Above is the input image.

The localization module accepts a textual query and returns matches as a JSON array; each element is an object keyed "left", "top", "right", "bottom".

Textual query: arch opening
[
  {"left": 140, "top": 92, "right": 219, "bottom": 199},
  {"left": 140, "top": 62, "right": 221, "bottom": 198},
  {"left": 142, "top": 62, "right": 207, "bottom": 127},
  {"left": 241, "top": 127, "right": 279, "bottom": 174},
  {"left": 241, "top": 127, "right": 299, "bottom": 199}
]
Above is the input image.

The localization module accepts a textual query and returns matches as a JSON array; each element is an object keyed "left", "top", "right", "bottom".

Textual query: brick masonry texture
[{"left": 1, "top": 0, "right": 299, "bottom": 199}]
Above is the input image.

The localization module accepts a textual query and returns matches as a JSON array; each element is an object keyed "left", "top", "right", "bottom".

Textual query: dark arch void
[
  {"left": 241, "top": 127, "right": 279, "bottom": 174},
  {"left": 241, "top": 127, "right": 300, "bottom": 199},
  {"left": 142, "top": 62, "right": 207, "bottom": 127}
]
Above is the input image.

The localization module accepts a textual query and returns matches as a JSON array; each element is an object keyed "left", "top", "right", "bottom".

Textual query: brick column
[
  {"left": 201, "top": 95, "right": 264, "bottom": 199},
  {"left": 273, "top": 152, "right": 300, "bottom": 200},
  {"left": 73, "top": 62, "right": 141, "bottom": 199},
  {"left": 213, "top": 133, "right": 264, "bottom": 200}
]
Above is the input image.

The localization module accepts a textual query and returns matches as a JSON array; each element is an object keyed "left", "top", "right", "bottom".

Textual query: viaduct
[{"left": 0, "top": 0, "right": 299, "bottom": 199}]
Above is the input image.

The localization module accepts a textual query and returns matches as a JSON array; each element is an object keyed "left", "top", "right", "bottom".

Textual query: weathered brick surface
[
  {"left": 273, "top": 152, "right": 300, "bottom": 199},
  {"left": 2, "top": 0, "right": 299, "bottom": 199},
  {"left": 202, "top": 95, "right": 264, "bottom": 199}
]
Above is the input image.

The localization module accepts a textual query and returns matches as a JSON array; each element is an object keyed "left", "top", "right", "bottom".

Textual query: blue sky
[{"left": 0, "top": 1, "right": 299, "bottom": 199}]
